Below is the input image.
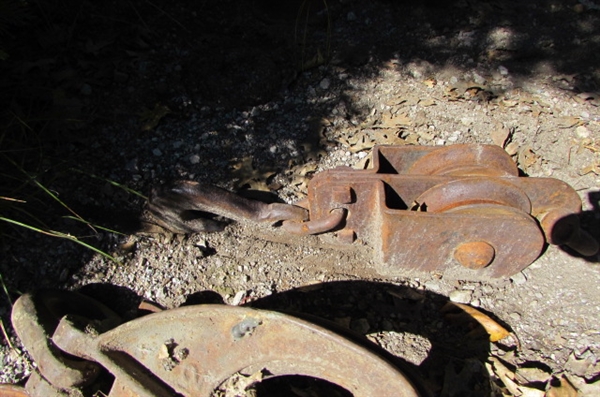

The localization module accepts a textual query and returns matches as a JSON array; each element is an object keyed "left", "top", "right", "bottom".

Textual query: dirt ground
[{"left": 1, "top": 0, "right": 600, "bottom": 396}]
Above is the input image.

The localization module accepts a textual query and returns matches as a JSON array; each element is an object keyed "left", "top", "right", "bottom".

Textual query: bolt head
[{"left": 454, "top": 241, "right": 495, "bottom": 269}]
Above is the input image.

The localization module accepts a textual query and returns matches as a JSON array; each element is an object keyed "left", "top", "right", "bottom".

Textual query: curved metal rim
[
  {"left": 415, "top": 177, "right": 531, "bottom": 214},
  {"left": 408, "top": 144, "right": 518, "bottom": 177},
  {"left": 93, "top": 305, "right": 421, "bottom": 397}
]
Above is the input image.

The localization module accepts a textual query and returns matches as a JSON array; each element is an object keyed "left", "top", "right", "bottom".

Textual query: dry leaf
[
  {"left": 231, "top": 157, "right": 276, "bottom": 191},
  {"left": 380, "top": 112, "right": 412, "bottom": 128},
  {"left": 580, "top": 162, "right": 600, "bottom": 176},
  {"left": 491, "top": 357, "right": 521, "bottom": 396},
  {"left": 423, "top": 78, "right": 437, "bottom": 87},
  {"left": 347, "top": 131, "right": 375, "bottom": 152},
  {"left": 501, "top": 99, "right": 519, "bottom": 107},
  {"left": 418, "top": 98, "right": 436, "bottom": 107},
  {"left": 515, "top": 366, "right": 552, "bottom": 384},
  {"left": 374, "top": 129, "right": 405, "bottom": 145},
  {"left": 353, "top": 151, "right": 373, "bottom": 170},
  {"left": 139, "top": 104, "right": 171, "bottom": 131},
  {"left": 443, "top": 302, "right": 511, "bottom": 342},
  {"left": 492, "top": 128, "right": 511, "bottom": 147},
  {"left": 574, "top": 92, "right": 600, "bottom": 106},
  {"left": 546, "top": 375, "right": 578, "bottom": 397},
  {"left": 518, "top": 146, "right": 538, "bottom": 169},
  {"left": 556, "top": 116, "right": 581, "bottom": 129},
  {"left": 505, "top": 141, "right": 520, "bottom": 156},
  {"left": 405, "top": 133, "right": 420, "bottom": 145},
  {"left": 519, "top": 387, "right": 545, "bottom": 397}
]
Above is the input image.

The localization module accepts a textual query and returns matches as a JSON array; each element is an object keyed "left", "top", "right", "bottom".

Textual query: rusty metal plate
[
  {"left": 51, "top": 305, "right": 420, "bottom": 397},
  {"left": 0, "top": 385, "right": 30, "bottom": 397},
  {"left": 11, "top": 290, "right": 121, "bottom": 391}
]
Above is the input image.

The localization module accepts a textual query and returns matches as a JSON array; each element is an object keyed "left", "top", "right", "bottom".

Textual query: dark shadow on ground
[{"left": 557, "top": 190, "right": 600, "bottom": 262}]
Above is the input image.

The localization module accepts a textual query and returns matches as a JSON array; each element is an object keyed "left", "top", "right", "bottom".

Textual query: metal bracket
[{"left": 282, "top": 145, "right": 598, "bottom": 277}]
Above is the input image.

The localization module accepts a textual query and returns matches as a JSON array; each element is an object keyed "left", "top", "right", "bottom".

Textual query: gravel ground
[{"left": 1, "top": 0, "right": 600, "bottom": 396}]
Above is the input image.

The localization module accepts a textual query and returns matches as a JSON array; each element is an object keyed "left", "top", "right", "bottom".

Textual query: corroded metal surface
[
  {"left": 10, "top": 290, "right": 121, "bottom": 391},
  {"left": 144, "top": 144, "right": 597, "bottom": 277},
  {"left": 0, "top": 384, "right": 30, "bottom": 397},
  {"left": 299, "top": 145, "right": 597, "bottom": 277},
  {"left": 143, "top": 180, "right": 308, "bottom": 234},
  {"left": 12, "top": 291, "right": 421, "bottom": 397}
]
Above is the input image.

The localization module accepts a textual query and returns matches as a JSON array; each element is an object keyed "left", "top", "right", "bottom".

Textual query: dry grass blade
[
  {"left": 63, "top": 215, "right": 127, "bottom": 236},
  {"left": 0, "top": 273, "right": 14, "bottom": 349},
  {"left": 71, "top": 169, "right": 148, "bottom": 200},
  {"left": 0, "top": 217, "right": 119, "bottom": 262}
]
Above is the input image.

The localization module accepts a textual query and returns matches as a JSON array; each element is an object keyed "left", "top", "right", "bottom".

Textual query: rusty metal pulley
[
  {"left": 6, "top": 290, "right": 422, "bottom": 397},
  {"left": 142, "top": 144, "right": 598, "bottom": 278}
]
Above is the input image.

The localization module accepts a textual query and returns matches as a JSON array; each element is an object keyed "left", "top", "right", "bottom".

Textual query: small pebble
[
  {"left": 449, "top": 289, "right": 472, "bottom": 304},
  {"left": 231, "top": 290, "right": 246, "bottom": 306},
  {"left": 189, "top": 154, "right": 200, "bottom": 164},
  {"left": 509, "top": 312, "right": 521, "bottom": 321},
  {"left": 575, "top": 125, "right": 590, "bottom": 139},
  {"left": 424, "top": 281, "right": 441, "bottom": 292},
  {"left": 319, "top": 78, "right": 331, "bottom": 90},
  {"left": 510, "top": 272, "right": 528, "bottom": 285},
  {"left": 473, "top": 72, "right": 487, "bottom": 85},
  {"left": 498, "top": 65, "right": 509, "bottom": 76},
  {"left": 347, "top": 11, "right": 357, "bottom": 21},
  {"left": 152, "top": 148, "right": 163, "bottom": 156}
]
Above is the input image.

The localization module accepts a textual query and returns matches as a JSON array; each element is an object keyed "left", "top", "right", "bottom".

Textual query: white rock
[
  {"left": 575, "top": 125, "right": 590, "bottom": 139},
  {"left": 510, "top": 272, "right": 528, "bottom": 285},
  {"left": 189, "top": 154, "right": 200, "bottom": 164},
  {"left": 232, "top": 290, "right": 246, "bottom": 306},
  {"left": 449, "top": 289, "right": 473, "bottom": 304},
  {"left": 320, "top": 78, "right": 331, "bottom": 90}
]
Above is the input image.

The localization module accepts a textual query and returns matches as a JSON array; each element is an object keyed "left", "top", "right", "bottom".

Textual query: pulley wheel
[{"left": 408, "top": 144, "right": 518, "bottom": 177}]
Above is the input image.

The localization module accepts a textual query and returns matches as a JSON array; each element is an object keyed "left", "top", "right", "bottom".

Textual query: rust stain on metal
[
  {"left": 11, "top": 292, "right": 421, "bottom": 397},
  {"left": 299, "top": 145, "right": 597, "bottom": 277},
  {"left": 144, "top": 144, "right": 597, "bottom": 278}
]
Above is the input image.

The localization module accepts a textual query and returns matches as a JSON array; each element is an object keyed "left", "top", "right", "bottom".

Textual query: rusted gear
[{"left": 11, "top": 291, "right": 422, "bottom": 397}]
